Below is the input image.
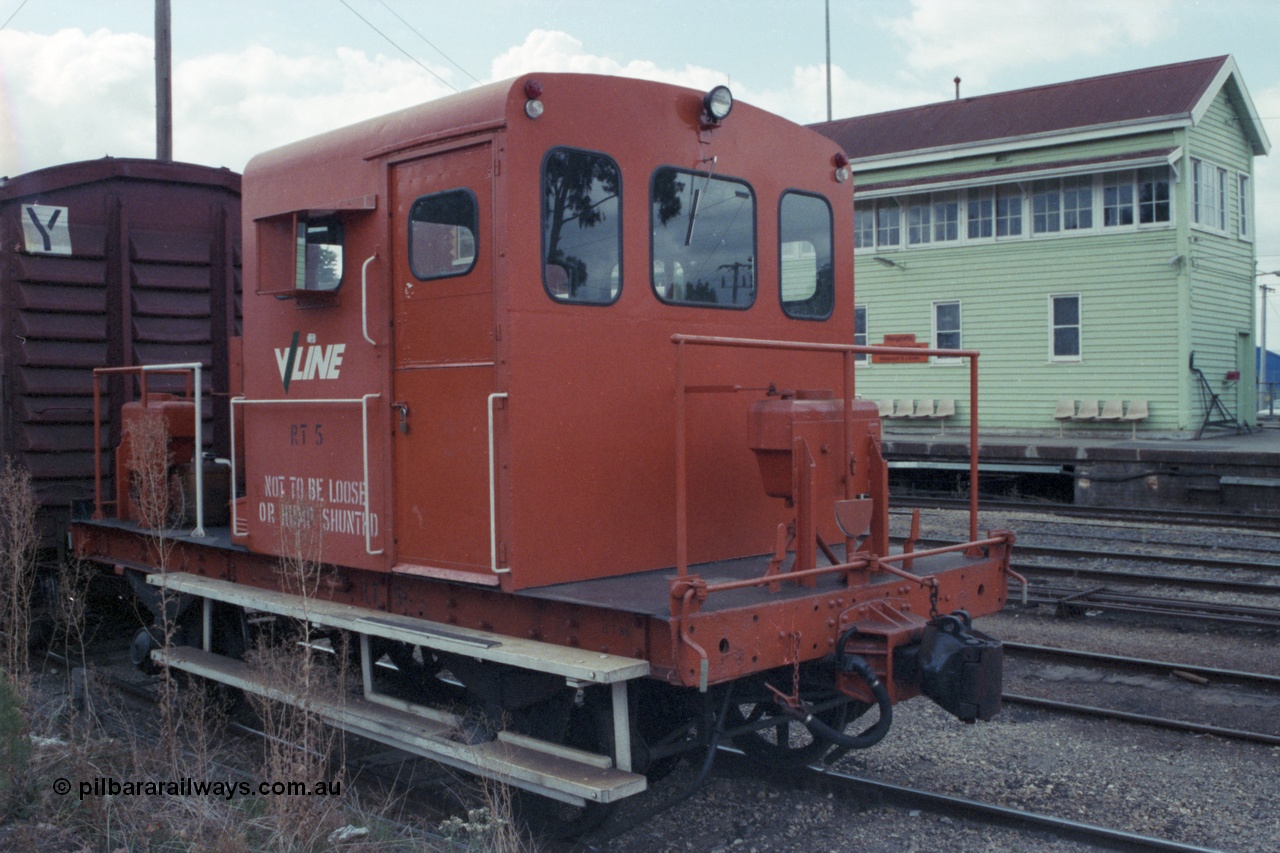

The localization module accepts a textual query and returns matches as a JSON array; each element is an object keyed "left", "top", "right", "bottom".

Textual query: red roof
[{"left": 811, "top": 56, "right": 1232, "bottom": 161}]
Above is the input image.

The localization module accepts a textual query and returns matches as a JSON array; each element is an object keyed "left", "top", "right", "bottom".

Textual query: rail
[
  {"left": 229, "top": 393, "right": 383, "bottom": 556},
  {"left": 670, "top": 334, "right": 981, "bottom": 577},
  {"left": 92, "top": 363, "right": 206, "bottom": 537}
]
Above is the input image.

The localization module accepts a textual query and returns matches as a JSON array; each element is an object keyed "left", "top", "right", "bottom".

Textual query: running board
[
  {"left": 155, "top": 646, "right": 646, "bottom": 806},
  {"left": 145, "top": 572, "right": 649, "bottom": 804}
]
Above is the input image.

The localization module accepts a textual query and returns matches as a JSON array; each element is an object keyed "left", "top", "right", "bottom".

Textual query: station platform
[{"left": 880, "top": 417, "right": 1280, "bottom": 514}]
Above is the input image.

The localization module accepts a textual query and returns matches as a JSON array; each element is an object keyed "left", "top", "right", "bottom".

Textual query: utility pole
[
  {"left": 825, "top": 0, "right": 832, "bottom": 122},
  {"left": 155, "top": 0, "right": 172, "bottom": 162},
  {"left": 1263, "top": 278, "right": 1276, "bottom": 414}
]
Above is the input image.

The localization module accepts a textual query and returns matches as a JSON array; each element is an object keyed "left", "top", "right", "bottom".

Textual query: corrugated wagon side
[{"left": 0, "top": 158, "right": 241, "bottom": 547}]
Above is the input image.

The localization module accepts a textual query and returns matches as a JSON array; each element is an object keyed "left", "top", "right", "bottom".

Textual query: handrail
[
  {"left": 361, "top": 254, "right": 377, "bottom": 346},
  {"left": 92, "top": 363, "right": 206, "bottom": 537},
  {"left": 488, "top": 392, "right": 510, "bottom": 575},
  {"left": 229, "top": 393, "right": 383, "bottom": 556},
  {"left": 670, "top": 334, "right": 982, "bottom": 577}
]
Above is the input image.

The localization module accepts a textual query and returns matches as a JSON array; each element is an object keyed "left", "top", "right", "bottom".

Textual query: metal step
[
  {"left": 145, "top": 571, "right": 651, "bottom": 797},
  {"left": 146, "top": 572, "right": 649, "bottom": 684},
  {"left": 155, "top": 645, "right": 647, "bottom": 806}
]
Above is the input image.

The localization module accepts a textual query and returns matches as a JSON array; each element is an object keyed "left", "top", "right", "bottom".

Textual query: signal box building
[{"left": 812, "top": 55, "right": 1269, "bottom": 438}]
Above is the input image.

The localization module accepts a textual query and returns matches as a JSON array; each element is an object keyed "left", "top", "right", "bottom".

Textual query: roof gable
[{"left": 813, "top": 55, "right": 1269, "bottom": 165}]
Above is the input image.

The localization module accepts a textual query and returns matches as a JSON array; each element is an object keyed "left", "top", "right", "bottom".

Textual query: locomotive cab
[{"left": 72, "top": 73, "right": 1015, "bottom": 831}]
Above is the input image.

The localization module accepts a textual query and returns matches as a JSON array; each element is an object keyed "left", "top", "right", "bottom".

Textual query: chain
[
  {"left": 790, "top": 631, "right": 801, "bottom": 700},
  {"left": 928, "top": 579, "right": 940, "bottom": 620}
]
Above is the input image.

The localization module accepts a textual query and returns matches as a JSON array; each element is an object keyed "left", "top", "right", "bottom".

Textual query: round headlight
[{"left": 703, "top": 85, "right": 733, "bottom": 122}]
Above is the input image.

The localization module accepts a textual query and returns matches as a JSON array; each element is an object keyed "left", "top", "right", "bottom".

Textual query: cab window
[
  {"left": 541, "top": 147, "right": 621, "bottom": 304},
  {"left": 779, "top": 192, "right": 833, "bottom": 320},
  {"left": 651, "top": 168, "right": 755, "bottom": 308},
  {"left": 295, "top": 217, "right": 344, "bottom": 292},
  {"left": 409, "top": 189, "right": 478, "bottom": 280}
]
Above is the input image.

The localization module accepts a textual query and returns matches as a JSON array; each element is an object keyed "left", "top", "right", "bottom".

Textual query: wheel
[
  {"left": 509, "top": 687, "right": 617, "bottom": 839},
  {"left": 727, "top": 674, "right": 868, "bottom": 768}
]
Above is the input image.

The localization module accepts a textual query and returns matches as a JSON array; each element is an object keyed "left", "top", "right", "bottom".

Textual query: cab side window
[
  {"left": 651, "top": 168, "right": 755, "bottom": 309},
  {"left": 541, "top": 147, "right": 621, "bottom": 304},
  {"left": 779, "top": 192, "right": 833, "bottom": 320},
  {"left": 409, "top": 189, "right": 478, "bottom": 280},
  {"left": 296, "top": 217, "right": 344, "bottom": 292}
]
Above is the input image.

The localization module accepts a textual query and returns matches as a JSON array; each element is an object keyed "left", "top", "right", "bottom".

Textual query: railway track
[
  {"left": 905, "top": 535, "right": 1280, "bottom": 574},
  {"left": 697, "top": 749, "right": 1226, "bottom": 853},
  {"left": 1015, "top": 582, "right": 1280, "bottom": 629},
  {"left": 1011, "top": 561, "right": 1280, "bottom": 596},
  {"left": 1002, "top": 642, "right": 1280, "bottom": 746},
  {"left": 805, "top": 764, "right": 1223, "bottom": 853},
  {"left": 893, "top": 497, "right": 1280, "bottom": 533}
]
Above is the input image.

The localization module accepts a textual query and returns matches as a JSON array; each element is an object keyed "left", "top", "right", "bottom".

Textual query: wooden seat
[
  {"left": 1054, "top": 399, "right": 1075, "bottom": 436},
  {"left": 1072, "top": 399, "right": 1100, "bottom": 421},
  {"left": 933, "top": 399, "right": 955, "bottom": 434},
  {"left": 1121, "top": 399, "right": 1149, "bottom": 438},
  {"left": 909, "top": 399, "right": 935, "bottom": 418},
  {"left": 1097, "top": 399, "right": 1124, "bottom": 421}
]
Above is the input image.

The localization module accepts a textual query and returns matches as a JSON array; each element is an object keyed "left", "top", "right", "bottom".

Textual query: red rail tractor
[{"left": 71, "top": 74, "right": 1014, "bottom": 834}]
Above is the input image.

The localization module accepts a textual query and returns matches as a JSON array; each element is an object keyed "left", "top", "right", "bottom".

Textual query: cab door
[{"left": 390, "top": 141, "right": 496, "bottom": 580}]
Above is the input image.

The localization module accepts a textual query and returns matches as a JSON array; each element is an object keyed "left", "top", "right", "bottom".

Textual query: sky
[{"left": 4, "top": 0, "right": 1280, "bottom": 351}]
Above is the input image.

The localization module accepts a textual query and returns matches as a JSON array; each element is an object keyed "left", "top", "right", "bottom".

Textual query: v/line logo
[{"left": 275, "top": 332, "right": 346, "bottom": 392}]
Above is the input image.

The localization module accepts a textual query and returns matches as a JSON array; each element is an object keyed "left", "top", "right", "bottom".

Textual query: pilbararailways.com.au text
[{"left": 54, "top": 776, "right": 340, "bottom": 801}]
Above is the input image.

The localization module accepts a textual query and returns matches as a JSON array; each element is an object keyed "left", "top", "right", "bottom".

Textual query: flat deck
[{"left": 515, "top": 549, "right": 981, "bottom": 619}]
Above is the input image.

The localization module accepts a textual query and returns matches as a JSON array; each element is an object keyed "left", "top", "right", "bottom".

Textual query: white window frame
[
  {"left": 1062, "top": 175, "right": 1094, "bottom": 231},
  {"left": 1102, "top": 172, "right": 1136, "bottom": 228},
  {"left": 907, "top": 195, "right": 932, "bottom": 245},
  {"left": 1192, "top": 157, "right": 1227, "bottom": 233},
  {"left": 854, "top": 202, "right": 874, "bottom": 249},
  {"left": 1049, "top": 293, "right": 1082, "bottom": 363},
  {"left": 853, "top": 168, "right": 1174, "bottom": 255},
  {"left": 932, "top": 192, "right": 960, "bottom": 243},
  {"left": 854, "top": 304, "right": 868, "bottom": 363},
  {"left": 1032, "top": 180, "right": 1061, "bottom": 234},
  {"left": 932, "top": 300, "right": 962, "bottom": 364},
  {"left": 996, "top": 186, "right": 1024, "bottom": 239},
  {"left": 1238, "top": 173, "right": 1252, "bottom": 240},
  {"left": 1136, "top": 166, "right": 1172, "bottom": 226}
]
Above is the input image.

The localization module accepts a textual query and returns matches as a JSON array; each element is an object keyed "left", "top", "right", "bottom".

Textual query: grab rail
[
  {"left": 92, "top": 363, "right": 206, "bottom": 537},
  {"left": 670, "top": 334, "right": 981, "bottom": 577}
]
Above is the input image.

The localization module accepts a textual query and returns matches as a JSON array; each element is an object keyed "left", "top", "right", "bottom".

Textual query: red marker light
[{"left": 524, "top": 79, "right": 544, "bottom": 100}]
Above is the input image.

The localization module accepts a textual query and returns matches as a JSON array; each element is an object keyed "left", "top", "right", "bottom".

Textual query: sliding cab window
[
  {"left": 779, "top": 192, "right": 834, "bottom": 320},
  {"left": 409, "top": 189, "right": 478, "bottom": 280},
  {"left": 294, "top": 217, "right": 344, "bottom": 292},
  {"left": 651, "top": 168, "right": 755, "bottom": 308},
  {"left": 541, "top": 147, "right": 621, "bottom": 304}
]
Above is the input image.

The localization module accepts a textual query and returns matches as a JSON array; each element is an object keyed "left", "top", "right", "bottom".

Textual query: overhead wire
[
  {"left": 376, "top": 0, "right": 480, "bottom": 85},
  {"left": 0, "top": 0, "right": 30, "bottom": 31},
  {"left": 338, "top": 0, "right": 458, "bottom": 93}
]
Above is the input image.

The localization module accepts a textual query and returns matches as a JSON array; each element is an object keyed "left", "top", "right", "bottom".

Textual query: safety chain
[
  {"left": 790, "top": 630, "right": 801, "bottom": 700},
  {"left": 928, "top": 579, "right": 940, "bottom": 620}
]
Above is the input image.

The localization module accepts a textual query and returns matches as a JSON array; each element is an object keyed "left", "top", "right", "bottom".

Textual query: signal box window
[
  {"left": 542, "top": 147, "right": 621, "bottom": 304},
  {"left": 779, "top": 191, "right": 833, "bottom": 320},
  {"left": 651, "top": 168, "right": 755, "bottom": 308},
  {"left": 933, "top": 300, "right": 961, "bottom": 363},
  {"left": 1051, "top": 294, "right": 1081, "bottom": 360},
  {"left": 296, "top": 218, "right": 344, "bottom": 291},
  {"left": 409, "top": 189, "right": 478, "bottom": 280},
  {"left": 854, "top": 305, "right": 868, "bottom": 361}
]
